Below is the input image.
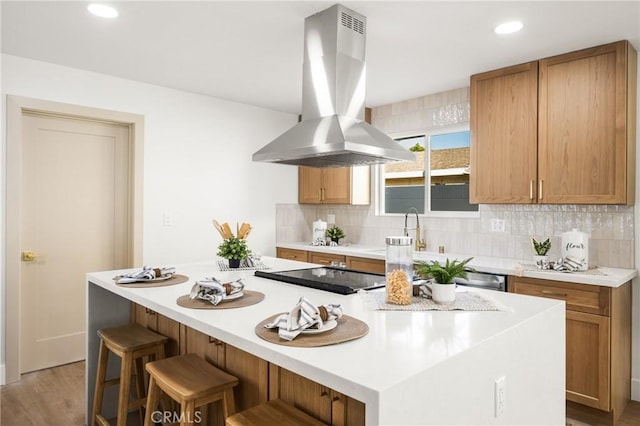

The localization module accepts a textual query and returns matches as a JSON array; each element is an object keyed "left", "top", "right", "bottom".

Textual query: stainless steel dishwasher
[{"left": 454, "top": 271, "right": 507, "bottom": 292}]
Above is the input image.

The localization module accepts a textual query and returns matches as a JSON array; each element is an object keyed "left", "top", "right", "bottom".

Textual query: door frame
[{"left": 4, "top": 95, "right": 144, "bottom": 384}]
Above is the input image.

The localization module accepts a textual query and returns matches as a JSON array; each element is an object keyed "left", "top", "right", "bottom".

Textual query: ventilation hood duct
[{"left": 252, "top": 4, "right": 414, "bottom": 168}]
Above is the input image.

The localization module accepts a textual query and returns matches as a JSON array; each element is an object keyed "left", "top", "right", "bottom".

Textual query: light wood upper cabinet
[
  {"left": 298, "top": 166, "right": 370, "bottom": 205},
  {"left": 538, "top": 41, "right": 636, "bottom": 204},
  {"left": 470, "top": 62, "right": 539, "bottom": 203},
  {"left": 298, "top": 108, "right": 372, "bottom": 205},
  {"left": 471, "top": 40, "right": 637, "bottom": 205}
]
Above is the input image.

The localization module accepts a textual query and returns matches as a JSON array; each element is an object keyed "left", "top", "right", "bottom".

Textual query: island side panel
[
  {"left": 86, "top": 281, "right": 132, "bottom": 424},
  {"left": 377, "top": 303, "right": 566, "bottom": 425}
]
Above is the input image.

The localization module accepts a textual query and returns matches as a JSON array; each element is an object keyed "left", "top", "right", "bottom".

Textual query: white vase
[
  {"left": 533, "top": 255, "right": 550, "bottom": 270},
  {"left": 430, "top": 282, "right": 456, "bottom": 304}
]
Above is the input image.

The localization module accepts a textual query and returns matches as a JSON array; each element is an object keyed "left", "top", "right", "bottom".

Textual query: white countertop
[
  {"left": 87, "top": 256, "right": 566, "bottom": 424},
  {"left": 277, "top": 242, "right": 637, "bottom": 288}
]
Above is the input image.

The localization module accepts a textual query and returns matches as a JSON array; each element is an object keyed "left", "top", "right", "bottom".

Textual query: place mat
[
  {"left": 255, "top": 314, "right": 368, "bottom": 347},
  {"left": 116, "top": 274, "right": 189, "bottom": 288},
  {"left": 176, "top": 290, "right": 265, "bottom": 309},
  {"left": 361, "top": 290, "right": 511, "bottom": 312},
  {"left": 217, "top": 260, "right": 271, "bottom": 272}
]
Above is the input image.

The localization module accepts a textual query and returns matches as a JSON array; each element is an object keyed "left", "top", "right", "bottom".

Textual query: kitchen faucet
[{"left": 404, "top": 207, "right": 427, "bottom": 251}]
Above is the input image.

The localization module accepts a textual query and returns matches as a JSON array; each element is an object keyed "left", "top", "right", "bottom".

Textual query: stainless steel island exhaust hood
[{"left": 252, "top": 4, "right": 414, "bottom": 168}]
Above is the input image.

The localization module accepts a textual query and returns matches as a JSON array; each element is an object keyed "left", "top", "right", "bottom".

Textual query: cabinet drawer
[
  {"left": 276, "top": 248, "right": 308, "bottom": 262},
  {"left": 346, "top": 256, "right": 385, "bottom": 274},
  {"left": 308, "top": 252, "right": 345, "bottom": 266},
  {"left": 509, "top": 277, "right": 610, "bottom": 316}
]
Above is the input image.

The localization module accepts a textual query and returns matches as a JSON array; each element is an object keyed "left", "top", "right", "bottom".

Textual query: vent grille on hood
[
  {"left": 341, "top": 11, "right": 364, "bottom": 34},
  {"left": 252, "top": 4, "right": 414, "bottom": 168}
]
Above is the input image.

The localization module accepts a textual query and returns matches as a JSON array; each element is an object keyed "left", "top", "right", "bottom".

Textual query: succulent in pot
[
  {"left": 325, "top": 225, "right": 345, "bottom": 244},
  {"left": 414, "top": 257, "right": 474, "bottom": 304},
  {"left": 531, "top": 237, "right": 552, "bottom": 269},
  {"left": 531, "top": 238, "right": 551, "bottom": 256},
  {"left": 217, "top": 237, "right": 250, "bottom": 268}
]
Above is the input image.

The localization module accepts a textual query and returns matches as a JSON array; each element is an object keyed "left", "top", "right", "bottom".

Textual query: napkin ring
[{"left": 318, "top": 305, "right": 328, "bottom": 321}]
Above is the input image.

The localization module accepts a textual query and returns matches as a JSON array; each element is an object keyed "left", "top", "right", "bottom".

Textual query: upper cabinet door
[
  {"left": 322, "top": 167, "right": 352, "bottom": 204},
  {"left": 538, "top": 41, "right": 636, "bottom": 204},
  {"left": 298, "top": 167, "right": 324, "bottom": 203},
  {"left": 470, "top": 62, "right": 539, "bottom": 203}
]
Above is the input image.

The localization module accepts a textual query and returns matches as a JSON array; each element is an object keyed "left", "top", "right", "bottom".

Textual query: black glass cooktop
[{"left": 254, "top": 267, "right": 385, "bottom": 295}]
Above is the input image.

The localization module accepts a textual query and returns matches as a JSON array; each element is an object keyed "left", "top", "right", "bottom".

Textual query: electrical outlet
[
  {"left": 491, "top": 218, "right": 506, "bottom": 232},
  {"left": 495, "top": 376, "right": 506, "bottom": 417},
  {"left": 162, "top": 213, "right": 173, "bottom": 227}
]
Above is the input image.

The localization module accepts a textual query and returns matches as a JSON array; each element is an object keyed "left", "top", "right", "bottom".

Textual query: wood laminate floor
[{"left": 1, "top": 361, "right": 639, "bottom": 425}]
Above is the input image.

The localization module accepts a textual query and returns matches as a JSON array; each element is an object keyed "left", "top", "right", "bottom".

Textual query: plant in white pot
[
  {"left": 531, "top": 238, "right": 551, "bottom": 269},
  {"left": 415, "top": 257, "right": 474, "bottom": 304}
]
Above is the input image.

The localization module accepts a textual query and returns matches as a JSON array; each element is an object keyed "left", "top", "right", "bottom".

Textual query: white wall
[{"left": 0, "top": 54, "right": 298, "bottom": 380}]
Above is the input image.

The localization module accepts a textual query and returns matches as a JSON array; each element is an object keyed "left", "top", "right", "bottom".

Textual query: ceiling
[{"left": 2, "top": 1, "right": 639, "bottom": 114}]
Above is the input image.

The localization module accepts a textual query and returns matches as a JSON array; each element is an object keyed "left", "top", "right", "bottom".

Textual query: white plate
[
  {"left": 221, "top": 292, "right": 244, "bottom": 302},
  {"left": 301, "top": 320, "right": 337, "bottom": 335}
]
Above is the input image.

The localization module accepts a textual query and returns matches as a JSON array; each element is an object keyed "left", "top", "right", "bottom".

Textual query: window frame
[{"left": 375, "top": 123, "right": 479, "bottom": 219}]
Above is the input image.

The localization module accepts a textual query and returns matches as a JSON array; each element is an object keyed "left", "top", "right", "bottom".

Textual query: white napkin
[
  {"left": 553, "top": 256, "right": 586, "bottom": 272},
  {"left": 189, "top": 277, "right": 245, "bottom": 305},
  {"left": 264, "top": 297, "right": 343, "bottom": 341},
  {"left": 114, "top": 266, "right": 176, "bottom": 284}
]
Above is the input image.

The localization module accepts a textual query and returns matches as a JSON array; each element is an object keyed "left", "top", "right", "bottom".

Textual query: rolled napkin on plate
[
  {"left": 189, "top": 277, "right": 245, "bottom": 305},
  {"left": 114, "top": 266, "right": 176, "bottom": 284},
  {"left": 264, "top": 297, "right": 343, "bottom": 341}
]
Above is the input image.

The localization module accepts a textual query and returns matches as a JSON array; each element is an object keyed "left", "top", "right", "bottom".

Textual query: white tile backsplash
[
  {"left": 275, "top": 86, "right": 635, "bottom": 269},
  {"left": 276, "top": 203, "right": 635, "bottom": 269}
]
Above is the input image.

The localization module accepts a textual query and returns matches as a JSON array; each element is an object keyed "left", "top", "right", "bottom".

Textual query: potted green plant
[
  {"left": 217, "top": 237, "right": 250, "bottom": 268},
  {"left": 325, "top": 225, "right": 345, "bottom": 244},
  {"left": 532, "top": 237, "right": 551, "bottom": 269},
  {"left": 415, "top": 257, "right": 474, "bottom": 304}
]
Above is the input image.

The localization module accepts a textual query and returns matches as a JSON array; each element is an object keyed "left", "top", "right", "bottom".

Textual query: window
[{"left": 377, "top": 126, "right": 478, "bottom": 216}]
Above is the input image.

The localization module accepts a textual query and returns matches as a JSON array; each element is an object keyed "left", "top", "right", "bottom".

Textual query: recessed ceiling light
[
  {"left": 87, "top": 4, "right": 118, "bottom": 19},
  {"left": 494, "top": 21, "right": 523, "bottom": 35}
]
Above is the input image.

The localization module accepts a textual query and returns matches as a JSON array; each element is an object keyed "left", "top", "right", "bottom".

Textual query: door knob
[{"left": 22, "top": 251, "right": 39, "bottom": 262}]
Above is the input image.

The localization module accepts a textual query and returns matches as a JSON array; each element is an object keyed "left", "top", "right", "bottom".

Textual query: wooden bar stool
[
  {"left": 144, "top": 353, "right": 239, "bottom": 426},
  {"left": 92, "top": 323, "right": 168, "bottom": 426},
  {"left": 225, "top": 399, "right": 327, "bottom": 426}
]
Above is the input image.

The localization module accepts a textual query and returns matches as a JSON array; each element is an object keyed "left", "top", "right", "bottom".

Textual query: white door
[{"left": 19, "top": 112, "right": 131, "bottom": 373}]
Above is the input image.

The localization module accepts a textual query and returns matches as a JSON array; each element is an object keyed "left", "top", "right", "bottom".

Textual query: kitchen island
[{"left": 87, "top": 257, "right": 565, "bottom": 425}]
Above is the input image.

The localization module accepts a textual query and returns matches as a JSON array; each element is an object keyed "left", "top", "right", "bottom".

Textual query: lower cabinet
[
  {"left": 276, "top": 247, "right": 308, "bottom": 262},
  {"left": 132, "top": 303, "right": 365, "bottom": 425},
  {"left": 276, "top": 247, "right": 385, "bottom": 274},
  {"left": 132, "top": 304, "right": 181, "bottom": 357},
  {"left": 509, "top": 277, "right": 630, "bottom": 421},
  {"left": 269, "top": 364, "right": 365, "bottom": 426},
  {"left": 182, "top": 327, "right": 269, "bottom": 426},
  {"left": 308, "top": 252, "right": 346, "bottom": 266},
  {"left": 345, "top": 256, "right": 385, "bottom": 274}
]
